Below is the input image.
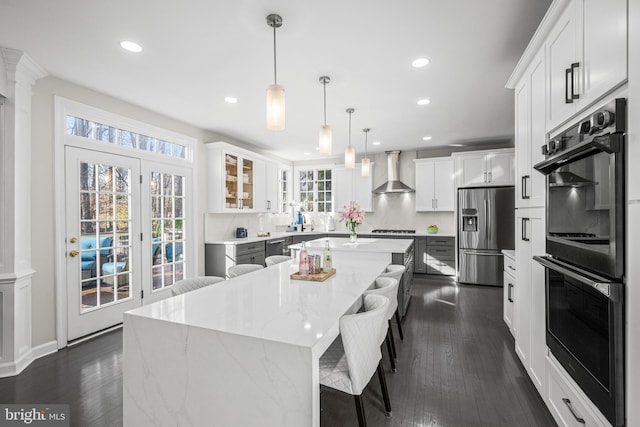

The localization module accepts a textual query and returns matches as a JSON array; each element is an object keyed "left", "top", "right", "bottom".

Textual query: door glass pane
[
  {"left": 225, "top": 154, "right": 238, "bottom": 209},
  {"left": 151, "top": 171, "right": 186, "bottom": 292},
  {"left": 79, "top": 161, "right": 133, "bottom": 312},
  {"left": 242, "top": 158, "right": 253, "bottom": 209}
]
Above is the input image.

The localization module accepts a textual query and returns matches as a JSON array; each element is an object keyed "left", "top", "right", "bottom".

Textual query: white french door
[
  {"left": 64, "top": 147, "right": 192, "bottom": 340},
  {"left": 65, "top": 147, "right": 142, "bottom": 340}
]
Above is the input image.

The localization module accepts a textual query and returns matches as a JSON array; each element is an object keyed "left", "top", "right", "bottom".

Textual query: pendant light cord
[
  {"left": 323, "top": 81, "right": 327, "bottom": 125},
  {"left": 365, "top": 130, "right": 368, "bottom": 156},
  {"left": 273, "top": 26, "right": 278, "bottom": 84},
  {"left": 348, "top": 111, "right": 352, "bottom": 147}
]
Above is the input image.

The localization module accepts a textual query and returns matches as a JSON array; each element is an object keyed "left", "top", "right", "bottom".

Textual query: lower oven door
[{"left": 534, "top": 256, "right": 624, "bottom": 426}]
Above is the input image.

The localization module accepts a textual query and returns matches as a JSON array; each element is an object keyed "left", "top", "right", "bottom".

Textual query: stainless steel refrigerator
[{"left": 458, "top": 186, "right": 514, "bottom": 285}]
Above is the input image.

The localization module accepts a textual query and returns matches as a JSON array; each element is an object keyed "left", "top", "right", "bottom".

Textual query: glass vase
[{"left": 349, "top": 231, "right": 357, "bottom": 243}]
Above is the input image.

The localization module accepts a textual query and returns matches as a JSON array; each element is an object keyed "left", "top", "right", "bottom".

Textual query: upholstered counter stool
[
  {"left": 319, "top": 294, "right": 393, "bottom": 426},
  {"left": 364, "top": 276, "right": 400, "bottom": 372},
  {"left": 227, "top": 264, "right": 264, "bottom": 278},
  {"left": 171, "top": 276, "right": 225, "bottom": 296},
  {"left": 265, "top": 255, "right": 291, "bottom": 266},
  {"left": 378, "top": 265, "right": 406, "bottom": 341}
]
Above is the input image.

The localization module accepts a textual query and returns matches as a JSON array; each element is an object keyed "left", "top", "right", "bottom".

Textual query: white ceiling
[{"left": 0, "top": 0, "right": 551, "bottom": 161}]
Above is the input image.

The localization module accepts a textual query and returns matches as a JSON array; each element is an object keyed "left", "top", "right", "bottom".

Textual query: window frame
[{"left": 293, "top": 165, "right": 334, "bottom": 213}]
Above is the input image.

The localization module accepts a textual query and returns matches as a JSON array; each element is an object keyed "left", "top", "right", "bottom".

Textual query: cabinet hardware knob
[{"left": 69, "top": 250, "right": 79, "bottom": 257}]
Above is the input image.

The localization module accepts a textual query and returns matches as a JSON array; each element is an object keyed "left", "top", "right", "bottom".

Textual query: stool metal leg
[
  {"left": 395, "top": 309, "right": 404, "bottom": 341},
  {"left": 388, "top": 321, "right": 398, "bottom": 360},
  {"left": 377, "top": 361, "right": 392, "bottom": 418},
  {"left": 354, "top": 394, "right": 367, "bottom": 427},
  {"left": 384, "top": 340, "right": 397, "bottom": 372}
]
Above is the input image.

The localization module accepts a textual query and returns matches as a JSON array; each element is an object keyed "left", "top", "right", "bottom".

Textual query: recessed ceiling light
[
  {"left": 449, "top": 143, "right": 465, "bottom": 147},
  {"left": 412, "top": 57, "right": 430, "bottom": 68},
  {"left": 304, "top": 152, "right": 311, "bottom": 155},
  {"left": 120, "top": 40, "right": 142, "bottom": 53},
  {"left": 372, "top": 141, "right": 381, "bottom": 146},
  {"left": 224, "top": 97, "right": 238, "bottom": 104},
  {"left": 417, "top": 98, "right": 431, "bottom": 106},
  {"left": 422, "top": 136, "right": 432, "bottom": 141}
]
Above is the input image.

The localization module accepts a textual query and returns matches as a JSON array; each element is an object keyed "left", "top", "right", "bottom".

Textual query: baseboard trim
[
  {"left": 32, "top": 340, "right": 58, "bottom": 359},
  {"left": 0, "top": 341, "right": 57, "bottom": 378}
]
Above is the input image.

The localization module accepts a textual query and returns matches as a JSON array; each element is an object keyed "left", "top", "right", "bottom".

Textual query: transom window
[
  {"left": 298, "top": 168, "right": 332, "bottom": 213},
  {"left": 66, "top": 115, "right": 189, "bottom": 159}
]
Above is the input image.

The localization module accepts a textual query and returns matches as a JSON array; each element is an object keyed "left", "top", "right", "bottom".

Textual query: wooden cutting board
[{"left": 290, "top": 268, "right": 336, "bottom": 282}]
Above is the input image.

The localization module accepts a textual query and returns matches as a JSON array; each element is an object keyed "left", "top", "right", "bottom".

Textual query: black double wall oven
[{"left": 533, "top": 98, "right": 625, "bottom": 426}]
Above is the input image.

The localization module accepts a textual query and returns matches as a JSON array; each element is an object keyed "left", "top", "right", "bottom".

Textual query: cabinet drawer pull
[
  {"left": 508, "top": 265, "right": 516, "bottom": 271},
  {"left": 507, "top": 283, "right": 513, "bottom": 303},
  {"left": 562, "top": 398, "right": 585, "bottom": 424}
]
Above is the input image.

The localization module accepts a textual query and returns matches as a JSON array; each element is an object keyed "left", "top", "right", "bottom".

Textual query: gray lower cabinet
[
  {"left": 415, "top": 236, "right": 455, "bottom": 275},
  {"left": 205, "top": 241, "right": 266, "bottom": 278}
]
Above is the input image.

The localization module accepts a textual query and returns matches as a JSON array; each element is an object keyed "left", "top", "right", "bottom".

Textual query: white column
[{"left": 0, "top": 47, "right": 47, "bottom": 377}]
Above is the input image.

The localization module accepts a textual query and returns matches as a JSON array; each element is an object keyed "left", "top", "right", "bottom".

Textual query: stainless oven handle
[
  {"left": 562, "top": 398, "right": 585, "bottom": 424},
  {"left": 534, "top": 133, "right": 621, "bottom": 174},
  {"left": 533, "top": 256, "right": 615, "bottom": 298}
]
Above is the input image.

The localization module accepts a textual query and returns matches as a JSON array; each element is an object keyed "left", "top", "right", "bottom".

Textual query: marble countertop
[
  {"left": 502, "top": 249, "right": 515, "bottom": 260},
  {"left": 290, "top": 237, "right": 414, "bottom": 254},
  {"left": 124, "top": 253, "right": 390, "bottom": 353},
  {"left": 206, "top": 230, "right": 455, "bottom": 245}
]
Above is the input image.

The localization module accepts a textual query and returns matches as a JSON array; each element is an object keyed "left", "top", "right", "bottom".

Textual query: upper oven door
[{"left": 534, "top": 112, "right": 625, "bottom": 279}]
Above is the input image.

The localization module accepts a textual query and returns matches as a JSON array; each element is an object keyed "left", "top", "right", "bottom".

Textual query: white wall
[{"left": 29, "top": 76, "right": 214, "bottom": 346}]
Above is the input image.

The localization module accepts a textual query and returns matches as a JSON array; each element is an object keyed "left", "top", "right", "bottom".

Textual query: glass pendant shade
[
  {"left": 361, "top": 157, "right": 370, "bottom": 176},
  {"left": 266, "top": 84, "right": 285, "bottom": 131},
  {"left": 345, "top": 145, "right": 355, "bottom": 169},
  {"left": 319, "top": 125, "right": 332, "bottom": 155}
]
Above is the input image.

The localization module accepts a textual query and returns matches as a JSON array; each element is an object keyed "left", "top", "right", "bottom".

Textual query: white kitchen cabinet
[
  {"left": 333, "top": 164, "right": 374, "bottom": 213},
  {"left": 515, "top": 49, "right": 547, "bottom": 209},
  {"left": 547, "top": 0, "right": 627, "bottom": 132},
  {"left": 207, "top": 142, "right": 262, "bottom": 213},
  {"left": 414, "top": 157, "right": 454, "bottom": 211},
  {"left": 263, "top": 161, "right": 280, "bottom": 212},
  {"left": 546, "top": 355, "right": 611, "bottom": 427},
  {"left": 452, "top": 148, "right": 515, "bottom": 188},
  {"left": 515, "top": 207, "right": 546, "bottom": 397},
  {"left": 503, "top": 252, "right": 516, "bottom": 336}
]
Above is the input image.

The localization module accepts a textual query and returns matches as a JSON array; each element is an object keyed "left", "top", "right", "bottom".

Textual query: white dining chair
[
  {"left": 379, "top": 264, "right": 406, "bottom": 341},
  {"left": 364, "top": 276, "right": 400, "bottom": 372},
  {"left": 171, "top": 276, "right": 225, "bottom": 296},
  {"left": 319, "top": 294, "right": 392, "bottom": 426},
  {"left": 227, "top": 264, "right": 264, "bottom": 278},
  {"left": 265, "top": 255, "right": 291, "bottom": 266}
]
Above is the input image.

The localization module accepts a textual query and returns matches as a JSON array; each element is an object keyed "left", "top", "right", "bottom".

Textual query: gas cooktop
[{"left": 371, "top": 229, "right": 416, "bottom": 234}]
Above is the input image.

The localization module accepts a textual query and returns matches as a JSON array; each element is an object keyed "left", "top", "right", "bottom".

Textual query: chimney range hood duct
[{"left": 373, "top": 150, "right": 415, "bottom": 194}]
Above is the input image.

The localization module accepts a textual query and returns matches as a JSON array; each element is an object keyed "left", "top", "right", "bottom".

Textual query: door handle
[
  {"left": 565, "top": 67, "right": 573, "bottom": 104},
  {"left": 69, "top": 237, "right": 78, "bottom": 243},
  {"left": 521, "top": 175, "right": 530, "bottom": 199},
  {"left": 69, "top": 250, "right": 79, "bottom": 257},
  {"left": 508, "top": 283, "right": 513, "bottom": 303},
  {"left": 521, "top": 218, "right": 530, "bottom": 241},
  {"left": 570, "top": 62, "right": 580, "bottom": 101}
]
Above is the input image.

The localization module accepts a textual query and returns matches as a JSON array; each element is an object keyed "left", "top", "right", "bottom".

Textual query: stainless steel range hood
[{"left": 373, "top": 150, "right": 415, "bottom": 194}]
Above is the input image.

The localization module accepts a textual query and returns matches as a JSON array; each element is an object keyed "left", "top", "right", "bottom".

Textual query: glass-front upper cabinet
[{"left": 208, "top": 143, "right": 260, "bottom": 212}]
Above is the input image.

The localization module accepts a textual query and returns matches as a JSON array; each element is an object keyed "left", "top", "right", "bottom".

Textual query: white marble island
[
  {"left": 289, "top": 237, "right": 414, "bottom": 259},
  {"left": 123, "top": 253, "right": 392, "bottom": 427}
]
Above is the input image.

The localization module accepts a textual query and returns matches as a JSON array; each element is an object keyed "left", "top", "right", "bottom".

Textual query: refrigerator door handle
[{"left": 484, "top": 199, "right": 489, "bottom": 239}]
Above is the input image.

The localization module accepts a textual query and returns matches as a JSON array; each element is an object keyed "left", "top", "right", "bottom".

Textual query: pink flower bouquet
[{"left": 340, "top": 203, "right": 365, "bottom": 239}]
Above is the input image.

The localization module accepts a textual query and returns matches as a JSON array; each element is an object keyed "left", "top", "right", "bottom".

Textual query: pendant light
[
  {"left": 344, "top": 108, "right": 355, "bottom": 168},
  {"left": 266, "top": 14, "right": 285, "bottom": 131},
  {"left": 361, "top": 128, "right": 371, "bottom": 177},
  {"left": 319, "top": 76, "right": 332, "bottom": 155}
]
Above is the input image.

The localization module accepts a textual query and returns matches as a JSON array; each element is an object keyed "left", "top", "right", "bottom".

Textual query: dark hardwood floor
[{"left": 0, "top": 275, "right": 555, "bottom": 427}]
